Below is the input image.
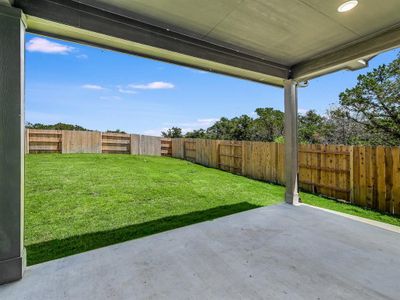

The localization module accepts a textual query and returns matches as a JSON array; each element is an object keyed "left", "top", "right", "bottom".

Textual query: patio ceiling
[{"left": 11, "top": 0, "right": 400, "bottom": 86}]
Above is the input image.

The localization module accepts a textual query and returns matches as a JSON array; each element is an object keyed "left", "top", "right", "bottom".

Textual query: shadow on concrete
[{"left": 26, "top": 202, "right": 261, "bottom": 265}]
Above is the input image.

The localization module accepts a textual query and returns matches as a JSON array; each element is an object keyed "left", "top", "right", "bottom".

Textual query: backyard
[{"left": 25, "top": 154, "right": 400, "bottom": 265}]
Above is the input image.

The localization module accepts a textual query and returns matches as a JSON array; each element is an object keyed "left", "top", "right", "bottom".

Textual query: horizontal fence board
[
  {"left": 29, "top": 136, "right": 62, "bottom": 143},
  {"left": 29, "top": 144, "right": 60, "bottom": 151},
  {"left": 101, "top": 132, "right": 131, "bottom": 139},
  {"left": 102, "top": 145, "right": 129, "bottom": 152},
  {"left": 102, "top": 139, "right": 131, "bottom": 145},
  {"left": 28, "top": 129, "right": 62, "bottom": 135}
]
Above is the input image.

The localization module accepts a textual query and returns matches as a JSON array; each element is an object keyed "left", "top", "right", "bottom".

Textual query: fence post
[{"left": 349, "top": 145, "right": 354, "bottom": 203}]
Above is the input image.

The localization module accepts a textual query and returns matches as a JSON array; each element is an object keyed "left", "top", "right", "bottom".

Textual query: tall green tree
[
  {"left": 298, "top": 110, "right": 329, "bottom": 144},
  {"left": 161, "top": 127, "right": 183, "bottom": 138},
  {"left": 338, "top": 53, "right": 400, "bottom": 145},
  {"left": 253, "top": 108, "right": 284, "bottom": 142},
  {"left": 185, "top": 129, "right": 207, "bottom": 138},
  {"left": 26, "top": 122, "right": 89, "bottom": 131}
]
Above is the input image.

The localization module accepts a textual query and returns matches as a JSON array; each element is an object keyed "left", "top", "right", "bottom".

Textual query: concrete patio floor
[{"left": 1, "top": 204, "right": 399, "bottom": 300}]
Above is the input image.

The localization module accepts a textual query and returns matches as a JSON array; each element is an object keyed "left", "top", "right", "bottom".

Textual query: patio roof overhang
[
  {"left": 10, "top": 0, "right": 400, "bottom": 86},
  {"left": 1, "top": 0, "right": 400, "bottom": 285}
]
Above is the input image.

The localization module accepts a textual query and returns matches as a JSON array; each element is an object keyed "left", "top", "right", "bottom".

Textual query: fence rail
[
  {"left": 171, "top": 138, "right": 400, "bottom": 215},
  {"left": 25, "top": 129, "right": 172, "bottom": 156}
]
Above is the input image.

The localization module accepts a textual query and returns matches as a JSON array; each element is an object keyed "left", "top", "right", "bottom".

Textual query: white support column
[
  {"left": 0, "top": 5, "right": 26, "bottom": 284},
  {"left": 284, "top": 80, "right": 300, "bottom": 205}
]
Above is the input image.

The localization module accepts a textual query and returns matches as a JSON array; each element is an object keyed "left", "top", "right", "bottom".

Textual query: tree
[
  {"left": 185, "top": 129, "right": 207, "bottom": 138},
  {"left": 253, "top": 108, "right": 284, "bottom": 142},
  {"left": 206, "top": 117, "right": 236, "bottom": 140},
  {"left": 206, "top": 115, "right": 255, "bottom": 140},
  {"left": 161, "top": 127, "right": 183, "bottom": 138},
  {"left": 106, "top": 129, "right": 126, "bottom": 134},
  {"left": 298, "top": 110, "right": 328, "bottom": 144},
  {"left": 26, "top": 122, "right": 88, "bottom": 131},
  {"left": 338, "top": 53, "right": 400, "bottom": 145}
]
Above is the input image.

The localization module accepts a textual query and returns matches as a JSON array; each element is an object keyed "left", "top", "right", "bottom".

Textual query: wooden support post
[
  {"left": 0, "top": 5, "right": 26, "bottom": 284},
  {"left": 284, "top": 80, "right": 300, "bottom": 205}
]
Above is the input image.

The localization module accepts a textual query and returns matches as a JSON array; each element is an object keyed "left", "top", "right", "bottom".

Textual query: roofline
[
  {"left": 13, "top": 0, "right": 400, "bottom": 86},
  {"left": 15, "top": 0, "right": 289, "bottom": 86},
  {"left": 292, "top": 23, "right": 400, "bottom": 81}
]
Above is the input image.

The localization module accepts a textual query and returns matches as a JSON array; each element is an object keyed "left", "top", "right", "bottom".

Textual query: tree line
[
  {"left": 162, "top": 53, "right": 400, "bottom": 146},
  {"left": 25, "top": 122, "right": 126, "bottom": 134}
]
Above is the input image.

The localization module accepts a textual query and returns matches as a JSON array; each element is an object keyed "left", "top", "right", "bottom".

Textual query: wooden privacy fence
[
  {"left": 171, "top": 138, "right": 400, "bottom": 215},
  {"left": 26, "top": 129, "right": 172, "bottom": 156}
]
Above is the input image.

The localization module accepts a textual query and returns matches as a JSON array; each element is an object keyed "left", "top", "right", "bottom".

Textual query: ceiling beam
[
  {"left": 14, "top": 0, "right": 289, "bottom": 85},
  {"left": 292, "top": 24, "right": 400, "bottom": 81}
]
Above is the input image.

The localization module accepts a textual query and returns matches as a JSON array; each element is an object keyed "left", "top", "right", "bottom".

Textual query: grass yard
[{"left": 25, "top": 154, "right": 400, "bottom": 265}]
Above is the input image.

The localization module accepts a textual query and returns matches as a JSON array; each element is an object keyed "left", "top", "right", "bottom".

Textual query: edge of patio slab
[{"left": 301, "top": 203, "right": 400, "bottom": 234}]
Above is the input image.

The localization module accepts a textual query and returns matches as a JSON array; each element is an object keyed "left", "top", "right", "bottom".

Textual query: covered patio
[
  {"left": 1, "top": 204, "right": 400, "bottom": 299},
  {"left": 1, "top": 0, "right": 400, "bottom": 295}
]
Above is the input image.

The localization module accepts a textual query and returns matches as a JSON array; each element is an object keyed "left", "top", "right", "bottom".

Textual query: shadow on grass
[{"left": 27, "top": 202, "right": 261, "bottom": 265}]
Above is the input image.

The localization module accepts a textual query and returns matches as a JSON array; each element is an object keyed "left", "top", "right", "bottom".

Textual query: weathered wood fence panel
[
  {"left": 26, "top": 129, "right": 170, "bottom": 156},
  {"left": 130, "top": 134, "right": 141, "bottom": 155},
  {"left": 141, "top": 135, "right": 162, "bottom": 156},
  {"left": 63, "top": 130, "right": 102, "bottom": 153},
  {"left": 171, "top": 138, "right": 184, "bottom": 159},
  {"left": 171, "top": 138, "right": 400, "bottom": 215}
]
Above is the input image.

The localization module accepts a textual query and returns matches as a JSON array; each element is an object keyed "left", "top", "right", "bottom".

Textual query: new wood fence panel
[
  {"left": 384, "top": 147, "right": 394, "bottom": 213},
  {"left": 392, "top": 147, "right": 400, "bottom": 215},
  {"left": 28, "top": 129, "right": 62, "bottom": 153},
  {"left": 102, "top": 132, "right": 130, "bottom": 154},
  {"left": 183, "top": 139, "right": 196, "bottom": 162},
  {"left": 161, "top": 138, "right": 172, "bottom": 156},
  {"left": 375, "top": 146, "right": 386, "bottom": 212},
  {"left": 209, "top": 140, "right": 220, "bottom": 168},
  {"left": 218, "top": 140, "right": 242, "bottom": 174},
  {"left": 276, "top": 143, "right": 285, "bottom": 185},
  {"left": 242, "top": 141, "right": 252, "bottom": 178},
  {"left": 195, "top": 139, "right": 207, "bottom": 166}
]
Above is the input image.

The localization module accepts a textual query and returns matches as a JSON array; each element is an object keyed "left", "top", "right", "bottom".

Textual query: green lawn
[{"left": 25, "top": 154, "right": 400, "bottom": 265}]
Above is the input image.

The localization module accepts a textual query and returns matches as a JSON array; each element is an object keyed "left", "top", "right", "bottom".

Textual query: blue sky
[{"left": 26, "top": 33, "right": 399, "bottom": 135}]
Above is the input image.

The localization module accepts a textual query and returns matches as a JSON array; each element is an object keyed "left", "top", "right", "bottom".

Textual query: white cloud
[
  {"left": 100, "top": 96, "right": 121, "bottom": 100},
  {"left": 82, "top": 84, "right": 105, "bottom": 90},
  {"left": 143, "top": 128, "right": 169, "bottom": 136},
  {"left": 196, "top": 118, "right": 219, "bottom": 127},
  {"left": 118, "top": 88, "right": 137, "bottom": 94},
  {"left": 76, "top": 54, "right": 88, "bottom": 59},
  {"left": 26, "top": 37, "right": 74, "bottom": 54},
  {"left": 129, "top": 81, "right": 175, "bottom": 90},
  {"left": 165, "top": 118, "right": 219, "bottom": 128},
  {"left": 145, "top": 118, "right": 218, "bottom": 136},
  {"left": 298, "top": 108, "right": 308, "bottom": 115},
  {"left": 194, "top": 70, "right": 208, "bottom": 74},
  {"left": 181, "top": 127, "right": 194, "bottom": 134},
  {"left": 143, "top": 127, "right": 195, "bottom": 136}
]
